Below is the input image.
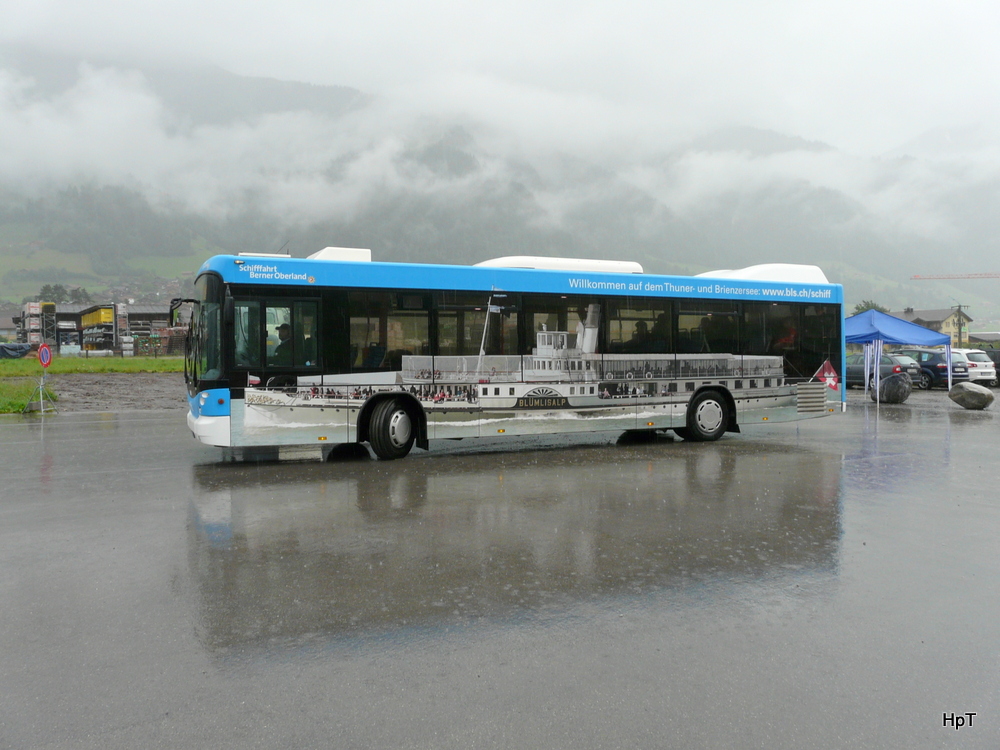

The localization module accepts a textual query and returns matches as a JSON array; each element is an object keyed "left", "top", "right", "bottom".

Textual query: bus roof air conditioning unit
[
  {"left": 307, "top": 247, "right": 372, "bottom": 262},
  {"left": 475, "top": 256, "right": 644, "bottom": 274}
]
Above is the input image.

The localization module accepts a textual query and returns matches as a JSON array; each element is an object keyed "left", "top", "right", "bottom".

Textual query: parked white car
[{"left": 953, "top": 348, "right": 997, "bottom": 387}]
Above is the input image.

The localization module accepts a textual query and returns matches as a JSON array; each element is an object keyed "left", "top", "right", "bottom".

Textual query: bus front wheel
[
  {"left": 369, "top": 399, "right": 415, "bottom": 460},
  {"left": 681, "top": 391, "right": 728, "bottom": 442}
]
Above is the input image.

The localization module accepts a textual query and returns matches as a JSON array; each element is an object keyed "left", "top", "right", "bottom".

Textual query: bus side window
[
  {"left": 677, "top": 303, "right": 737, "bottom": 354},
  {"left": 293, "top": 302, "right": 318, "bottom": 367},
  {"left": 256, "top": 302, "right": 320, "bottom": 368},
  {"left": 521, "top": 294, "right": 591, "bottom": 355},
  {"left": 605, "top": 300, "right": 670, "bottom": 354},
  {"left": 266, "top": 305, "right": 293, "bottom": 366},
  {"left": 350, "top": 291, "right": 399, "bottom": 370}
]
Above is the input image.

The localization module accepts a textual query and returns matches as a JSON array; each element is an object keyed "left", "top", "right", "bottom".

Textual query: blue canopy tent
[{"left": 844, "top": 309, "right": 952, "bottom": 399}]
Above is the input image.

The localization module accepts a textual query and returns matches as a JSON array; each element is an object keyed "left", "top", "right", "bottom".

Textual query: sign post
[{"left": 23, "top": 343, "right": 57, "bottom": 414}]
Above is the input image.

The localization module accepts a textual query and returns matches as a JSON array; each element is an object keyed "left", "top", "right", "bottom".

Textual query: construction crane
[{"left": 911, "top": 273, "right": 1000, "bottom": 279}]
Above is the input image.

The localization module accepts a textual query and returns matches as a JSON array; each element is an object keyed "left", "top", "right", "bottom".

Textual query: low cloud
[{"left": 1, "top": 56, "right": 1000, "bottom": 257}]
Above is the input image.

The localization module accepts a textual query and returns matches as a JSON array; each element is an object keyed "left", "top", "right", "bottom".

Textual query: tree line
[{"left": 27, "top": 284, "right": 93, "bottom": 304}]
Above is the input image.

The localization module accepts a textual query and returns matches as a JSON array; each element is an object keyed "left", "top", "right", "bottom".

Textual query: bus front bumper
[{"left": 187, "top": 411, "right": 232, "bottom": 447}]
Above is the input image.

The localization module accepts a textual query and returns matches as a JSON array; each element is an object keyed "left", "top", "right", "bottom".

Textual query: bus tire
[
  {"left": 369, "top": 398, "right": 415, "bottom": 460},
  {"left": 683, "top": 391, "right": 728, "bottom": 442}
]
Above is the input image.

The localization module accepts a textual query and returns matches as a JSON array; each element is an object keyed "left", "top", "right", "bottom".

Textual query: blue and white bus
[{"left": 178, "top": 248, "right": 844, "bottom": 459}]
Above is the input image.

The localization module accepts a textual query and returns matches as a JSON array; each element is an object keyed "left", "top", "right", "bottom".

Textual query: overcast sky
[
  {"left": 4, "top": 0, "right": 999, "bottom": 156},
  {"left": 2, "top": 0, "right": 1000, "bottom": 260}
]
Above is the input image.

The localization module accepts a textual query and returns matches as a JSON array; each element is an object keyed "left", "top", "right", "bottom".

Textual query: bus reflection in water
[
  {"left": 189, "top": 443, "right": 842, "bottom": 654},
  {"left": 179, "top": 250, "right": 845, "bottom": 460}
]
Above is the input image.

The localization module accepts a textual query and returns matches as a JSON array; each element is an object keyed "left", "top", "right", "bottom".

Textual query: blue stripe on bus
[
  {"left": 188, "top": 388, "right": 232, "bottom": 418},
  {"left": 198, "top": 255, "right": 844, "bottom": 304}
]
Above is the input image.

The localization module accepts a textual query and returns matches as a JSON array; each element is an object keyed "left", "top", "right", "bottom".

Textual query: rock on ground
[
  {"left": 948, "top": 381, "right": 995, "bottom": 410},
  {"left": 870, "top": 373, "right": 912, "bottom": 403}
]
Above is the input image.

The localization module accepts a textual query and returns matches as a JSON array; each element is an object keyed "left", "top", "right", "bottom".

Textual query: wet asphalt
[{"left": 1, "top": 389, "right": 998, "bottom": 749}]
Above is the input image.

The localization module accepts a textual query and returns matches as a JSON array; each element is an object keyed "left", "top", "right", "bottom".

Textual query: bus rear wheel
[
  {"left": 369, "top": 398, "right": 415, "bottom": 460},
  {"left": 681, "top": 391, "right": 728, "bottom": 442}
]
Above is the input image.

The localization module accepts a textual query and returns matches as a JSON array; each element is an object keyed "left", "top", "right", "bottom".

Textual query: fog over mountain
[{"left": 2, "top": 2, "right": 1000, "bottom": 321}]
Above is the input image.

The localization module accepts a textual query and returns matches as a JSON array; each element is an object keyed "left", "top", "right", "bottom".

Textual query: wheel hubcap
[
  {"left": 695, "top": 399, "right": 724, "bottom": 433},
  {"left": 387, "top": 409, "right": 412, "bottom": 448}
]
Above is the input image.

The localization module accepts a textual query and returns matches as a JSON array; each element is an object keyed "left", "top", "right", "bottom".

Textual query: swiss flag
[{"left": 813, "top": 359, "right": 840, "bottom": 390}]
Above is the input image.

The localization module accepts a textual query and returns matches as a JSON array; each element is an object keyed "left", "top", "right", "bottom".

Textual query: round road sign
[{"left": 38, "top": 343, "right": 52, "bottom": 368}]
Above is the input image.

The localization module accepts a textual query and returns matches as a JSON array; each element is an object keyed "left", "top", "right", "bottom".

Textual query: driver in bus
[{"left": 273, "top": 323, "right": 293, "bottom": 365}]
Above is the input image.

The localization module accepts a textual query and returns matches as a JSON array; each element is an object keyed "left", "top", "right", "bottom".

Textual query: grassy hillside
[
  {"left": 3, "top": 181, "right": 998, "bottom": 324},
  {"left": 124, "top": 254, "right": 205, "bottom": 279},
  {"left": 0, "top": 186, "right": 218, "bottom": 302}
]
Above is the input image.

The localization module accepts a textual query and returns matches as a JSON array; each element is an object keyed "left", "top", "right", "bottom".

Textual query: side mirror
[{"left": 169, "top": 298, "right": 197, "bottom": 327}]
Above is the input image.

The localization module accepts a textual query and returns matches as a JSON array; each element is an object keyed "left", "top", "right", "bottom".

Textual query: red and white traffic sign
[{"left": 38, "top": 343, "right": 52, "bottom": 368}]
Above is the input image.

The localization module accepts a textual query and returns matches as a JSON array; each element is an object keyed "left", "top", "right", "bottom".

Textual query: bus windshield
[{"left": 187, "top": 274, "right": 223, "bottom": 389}]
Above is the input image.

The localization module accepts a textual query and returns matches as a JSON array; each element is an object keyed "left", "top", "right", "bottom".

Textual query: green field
[
  {"left": 0, "top": 377, "right": 57, "bottom": 413},
  {"left": 0, "top": 355, "right": 184, "bottom": 377}
]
